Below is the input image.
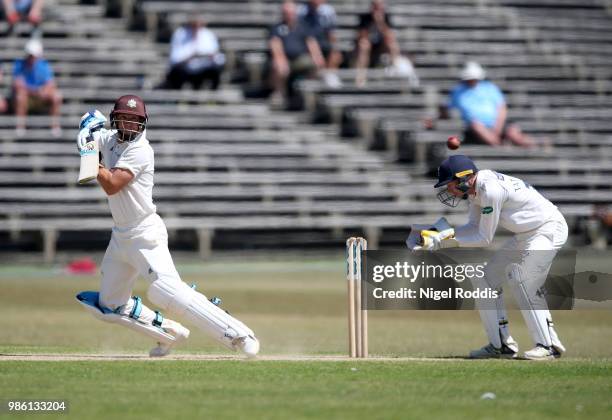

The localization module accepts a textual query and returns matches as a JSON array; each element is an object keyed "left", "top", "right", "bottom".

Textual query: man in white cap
[
  {"left": 12, "top": 38, "right": 62, "bottom": 137},
  {"left": 447, "top": 61, "right": 533, "bottom": 148}
]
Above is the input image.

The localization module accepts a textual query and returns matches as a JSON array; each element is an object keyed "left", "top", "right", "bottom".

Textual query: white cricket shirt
[
  {"left": 96, "top": 129, "right": 157, "bottom": 227},
  {"left": 455, "top": 169, "right": 561, "bottom": 247}
]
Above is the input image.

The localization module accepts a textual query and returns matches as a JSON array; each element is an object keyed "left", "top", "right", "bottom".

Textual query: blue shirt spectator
[
  {"left": 438, "top": 62, "right": 534, "bottom": 148},
  {"left": 13, "top": 58, "right": 53, "bottom": 89},
  {"left": 12, "top": 57, "right": 53, "bottom": 89},
  {"left": 12, "top": 39, "right": 63, "bottom": 137},
  {"left": 14, "top": 0, "right": 35, "bottom": 14},
  {"left": 448, "top": 80, "right": 504, "bottom": 129}
]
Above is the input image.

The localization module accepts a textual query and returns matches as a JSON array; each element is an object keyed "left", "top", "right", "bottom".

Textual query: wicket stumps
[{"left": 346, "top": 237, "right": 368, "bottom": 358}]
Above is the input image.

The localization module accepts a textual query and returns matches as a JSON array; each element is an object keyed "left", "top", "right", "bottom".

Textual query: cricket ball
[{"left": 447, "top": 136, "right": 461, "bottom": 150}]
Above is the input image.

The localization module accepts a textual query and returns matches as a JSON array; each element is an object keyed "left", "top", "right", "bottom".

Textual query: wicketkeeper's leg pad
[
  {"left": 471, "top": 274, "right": 514, "bottom": 349},
  {"left": 76, "top": 291, "right": 185, "bottom": 345},
  {"left": 506, "top": 263, "right": 562, "bottom": 349},
  {"left": 147, "top": 275, "right": 258, "bottom": 354}
]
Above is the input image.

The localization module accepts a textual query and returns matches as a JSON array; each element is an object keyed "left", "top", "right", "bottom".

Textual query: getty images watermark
[
  {"left": 372, "top": 260, "right": 495, "bottom": 300},
  {"left": 360, "top": 249, "right": 612, "bottom": 310}
]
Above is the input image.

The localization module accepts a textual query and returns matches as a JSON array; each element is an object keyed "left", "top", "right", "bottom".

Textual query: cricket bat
[{"left": 77, "top": 135, "right": 100, "bottom": 184}]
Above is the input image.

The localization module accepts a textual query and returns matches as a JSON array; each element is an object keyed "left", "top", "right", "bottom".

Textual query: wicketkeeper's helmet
[{"left": 435, "top": 155, "right": 478, "bottom": 207}]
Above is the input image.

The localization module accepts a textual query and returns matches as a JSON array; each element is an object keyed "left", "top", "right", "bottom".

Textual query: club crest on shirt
[{"left": 482, "top": 206, "right": 494, "bottom": 214}]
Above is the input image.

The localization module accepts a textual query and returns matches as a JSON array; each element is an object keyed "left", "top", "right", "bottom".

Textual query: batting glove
[
  {"left": 77, "top": 127, "right": 95, "bottom": 153},
  {"left": 79, "top": 109, "right": 107, "bottom": 132}
]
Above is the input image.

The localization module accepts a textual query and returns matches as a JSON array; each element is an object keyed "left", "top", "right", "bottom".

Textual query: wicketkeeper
[
  {"left": 74, "top": 95, "right": 260, "bottom": 358},
  {"left": 411, "top": 155, "right": 567, "bottom": 360}
]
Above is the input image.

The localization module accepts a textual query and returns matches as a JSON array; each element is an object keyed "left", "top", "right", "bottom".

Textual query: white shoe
[
  {"left": 469, "top": 342, "right": 518, "bottom": 359},
  {"left": 51, "top": 126, "right": 62, "bottom": 138},
  {"left": 322, "top": 71, "right": 343, "bottom": 89},
  {"left": 355, "top": 70, "right": 367, "bottom": 88},
  {"left": 524, "top": 344, "right": 562, "bottom": 361},
  {"left": 233, "top": 335, "right": 260, "bottom": 359},
  {"left": 149, "top": 320, "right": 190, "bottom": 358},
  {"left": 385, "top": 56, "right": 420, "bottom": 87},
  {"left": 15, "top": 126, "right": 26, "bottom": 138},
  {"left": 270, "top": 92, "right": 284, "bottom": 108}
]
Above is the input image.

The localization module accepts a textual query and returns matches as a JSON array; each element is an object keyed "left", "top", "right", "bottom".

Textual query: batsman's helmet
[
  {"left": 435, "top": 155, "right": 478, "bottom": 207},
  {"left": 110, "top": 94, "right": 148, "bottom": 142}
]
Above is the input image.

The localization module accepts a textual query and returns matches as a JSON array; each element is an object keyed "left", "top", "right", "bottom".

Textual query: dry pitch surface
[{"left": 0, "top": 353, "right": 477, "bottom": 361}]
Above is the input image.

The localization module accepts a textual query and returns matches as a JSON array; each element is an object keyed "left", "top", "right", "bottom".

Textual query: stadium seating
[{"left": 0, "top": 0, "right": 610, "bottom": 260}]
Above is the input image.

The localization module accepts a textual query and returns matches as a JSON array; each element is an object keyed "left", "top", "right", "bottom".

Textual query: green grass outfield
[
  {"left": 1, "top": 360, "right": 611, "bottom": 420},
  {"left": 1, "top": 253, "right": 611, "bottom": 419}
]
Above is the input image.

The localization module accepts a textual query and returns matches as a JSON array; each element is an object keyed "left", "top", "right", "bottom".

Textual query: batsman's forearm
[{"left": 97, "top": 167, "right": 120, "bottom": 195}]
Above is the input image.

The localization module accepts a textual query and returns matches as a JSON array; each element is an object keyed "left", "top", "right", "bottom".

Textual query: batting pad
[
  {"left": 147, "top": 277, "right": 256, "bottom": 351},
  {"left": 76, "top": 291, "right": 176, "bottom": 345}
]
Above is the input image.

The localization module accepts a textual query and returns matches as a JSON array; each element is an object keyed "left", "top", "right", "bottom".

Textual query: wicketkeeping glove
[
  {"left": 407, "top": 217, "right": 458, "bottom": 251},
  {"left": 420, "top": 227, "right": 456, "bottom": 251}
]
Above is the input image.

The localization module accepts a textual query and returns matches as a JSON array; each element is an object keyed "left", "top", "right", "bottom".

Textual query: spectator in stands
[
  {"left": 269, "top": 0, "right": 324, "bottom": 107},
  {"left": 0, "top": 67, "right": 8, "bottom": 115},
  {"left": 160, "top": 17, "right": 225, "bottom": 91},
  {"left": 595, "top": 207, "right": 612, "bottom": 228},
  {"left": 446, "top": 61, "right": 534, "bottom": 148},
  {"left": 588, "top": 205, "right": 612, "bottom": 249},
  {"left": 12, "top": 38, "right": 62, "bottom": 137},
  {"left": 354, "top": 0, "right": 417, "bottom": 87},
  {"left": 298, "top": 0, "right": 342, "bottom": 88},
  {"left": 1, "top": 0, "right": 44, "bottom": 35}
]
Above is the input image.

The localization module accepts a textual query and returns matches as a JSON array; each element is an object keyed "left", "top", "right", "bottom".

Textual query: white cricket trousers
[
  {"left": 475, "top": 209, "right": 568, "bottom": 350},
  {"left": 99, "top": 213, "right": 180, "bottom": 310}
]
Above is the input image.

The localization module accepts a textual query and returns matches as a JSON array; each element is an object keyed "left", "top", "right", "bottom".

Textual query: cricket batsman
[
  {"left": 74, "top": 95, "right": 260, "bottom": 358},
  {"left": 414, "top": 155, "right": 567, "bottom": 360}
]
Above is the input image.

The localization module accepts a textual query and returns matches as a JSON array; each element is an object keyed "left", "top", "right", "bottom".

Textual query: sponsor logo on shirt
[{"left": 482, "top": 206, "right": 494, "bottom": 214}]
